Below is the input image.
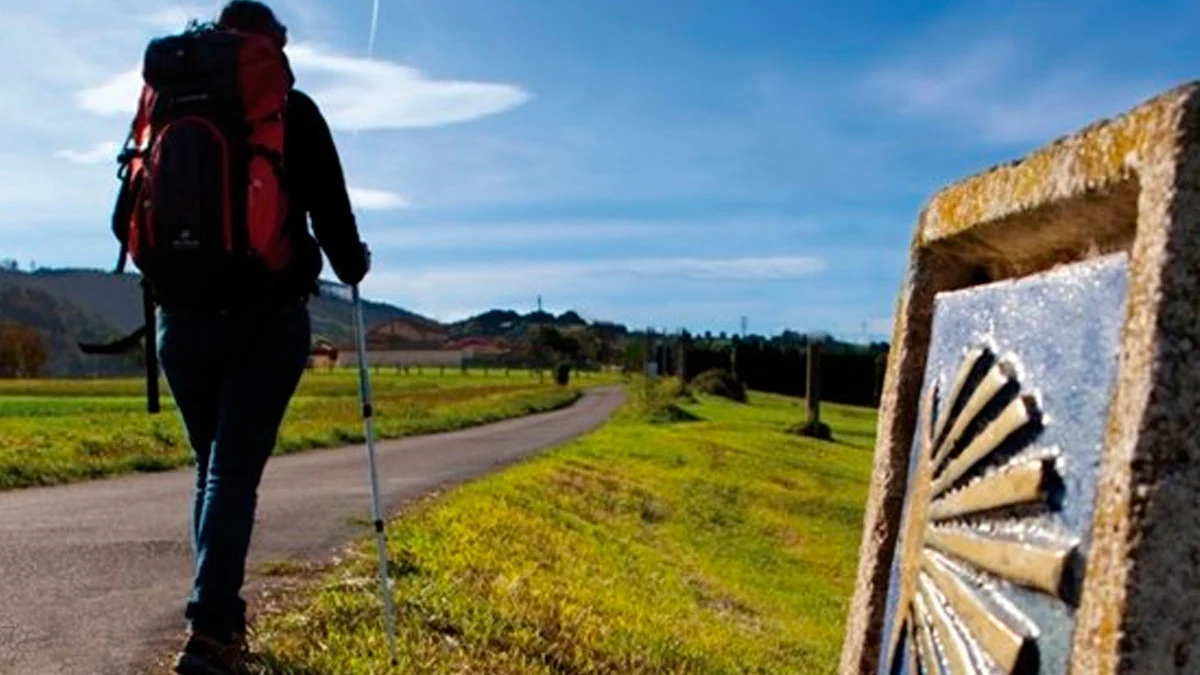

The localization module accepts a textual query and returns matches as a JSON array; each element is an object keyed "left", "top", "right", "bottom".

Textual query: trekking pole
[{"left": 351, "top": 284, "right": 400, "bottom": 666}]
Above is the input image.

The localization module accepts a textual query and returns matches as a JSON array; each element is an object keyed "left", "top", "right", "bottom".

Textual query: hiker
[{"left": 108, "top": 2, "right": 372, "bottom": 673}]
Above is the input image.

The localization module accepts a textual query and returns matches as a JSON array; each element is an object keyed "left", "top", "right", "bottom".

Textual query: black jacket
[
  {"left": 278, "top": 88, "right": 370, "bottom": 292},
  {"left": 111, "top": 88, "right": 369, "bottom": 310}
]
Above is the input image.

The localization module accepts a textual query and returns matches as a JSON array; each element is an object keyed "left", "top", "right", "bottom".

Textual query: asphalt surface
[{"left": 0, "top": 386, "right": 624, "bottom": 675}]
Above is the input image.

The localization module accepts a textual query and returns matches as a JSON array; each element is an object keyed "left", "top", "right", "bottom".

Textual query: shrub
[
  {"left": 625, "top": 376, "right": 700, "bottom": 424},
  {"left": 555, "top": 362, "right": 571, "bottom": 386},
  {"left": 690, "top": 369, "right": 746, "bottom": 403}
]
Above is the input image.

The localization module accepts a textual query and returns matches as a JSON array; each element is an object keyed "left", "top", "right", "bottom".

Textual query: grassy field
[
  {"left": 0, "top": 369, "right": 600, "bottom": 491},
  {"left": 251, "top": 381, "right": 876, "bottom": 674}
]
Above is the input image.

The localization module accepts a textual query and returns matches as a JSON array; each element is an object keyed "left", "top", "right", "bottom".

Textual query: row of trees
[
  {"left": 0, "top": 323, "right": 48, "bottom": 378},
  {"left": 622, "top": 332, "right": 888, "bottom": 408},
  {"left": 682, "top": 339, "right": 887, "bottom": 407},
  {"left": 507, "top": 323, "right": 888, "bottom": 408},
  {"left": 525, "top": 324, "right": 622, "bottom": 367}
]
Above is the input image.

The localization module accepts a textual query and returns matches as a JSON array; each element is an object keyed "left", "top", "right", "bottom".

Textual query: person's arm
[{"left": 289, "top": 90, "right": 370, "bottom": 285}]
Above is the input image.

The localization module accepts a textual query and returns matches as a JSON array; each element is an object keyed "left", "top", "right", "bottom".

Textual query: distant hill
[
  {"left": 0, "top": 266, "right": 621, "bottom": 376},
  {"left": 449, "top": 308, "right": 597, "bottom": 339},
  {"left": 307, "top": 279, "right": 428, "bottom": 345},
  {"left": 0, "top": 268, "right": 433, "bottom": 376},
  {"left": 0, "top": 276, "right": 138, "bottom": 376},
  {"left": 1, "top": 268, "right": 146, "bottom": 333}
]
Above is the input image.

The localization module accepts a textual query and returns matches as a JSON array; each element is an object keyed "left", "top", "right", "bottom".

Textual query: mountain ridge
[{"left": 0, "top": 266, "right": 619, "bottom": 375}]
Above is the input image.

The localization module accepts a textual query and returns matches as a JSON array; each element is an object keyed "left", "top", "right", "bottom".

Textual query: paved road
[{"left": 0, "top": 386, "right": 623, "bottom": 675}]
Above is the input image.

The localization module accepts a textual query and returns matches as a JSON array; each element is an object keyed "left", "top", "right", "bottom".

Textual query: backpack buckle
[{"left": 117, "top": 147, "right": 143, "bottom": 165}]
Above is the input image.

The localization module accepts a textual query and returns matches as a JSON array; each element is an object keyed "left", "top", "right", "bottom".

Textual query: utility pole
[
  {"left": 797, "top": 338, "right": 831, "bottom": 439},
  {"left": 678, "top": 328, "right": 687, "bottom": 383},
  {"left": 644, "top": 327, "right": 654, "bottom": 398},
  {"left": 730, "top": 333, "right": 740, "bottom": 383},
  {"left": 806, "top": 340, "right": 821, "bottom": 427}
]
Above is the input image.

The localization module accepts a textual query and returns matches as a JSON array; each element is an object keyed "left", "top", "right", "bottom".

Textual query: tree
[
  {"left": 586, "top": 325, "right": 618, "bottom": 365},
  {"left": 0, "top": 323, "right": 47, "bottom": 378},
  {"left": 779, "top": 329, "right": 804, "bottom": 346},
  {"left": 575, "top": 328, "right": 599, "bottom": 365},
  {"left": 0, "top": 328, "right": 17, "bottom": 377},
  {"left": 559, "top": 333, "right": 582, "bottom": 362},
  {"left": 525, "top": 325, "right": 559, "bottom": 369},
  {"left": 526, "top": 325, "right": 586, "bottom": 366},
  {"left": 18, "top": 330, "right": 47, "bottom": 377}
]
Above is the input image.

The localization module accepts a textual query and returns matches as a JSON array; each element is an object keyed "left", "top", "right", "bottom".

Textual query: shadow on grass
[
  {"left": 250, "top": 653, "right": 326, "bottom": 675},
  {"left": 647, "top": 403, "right": 704, "bottom": 425},
  {"left": 830, "top": 434, "right": 876, "bottom": 451},
  {"left": 785, "top": 420, "right": 833, "bottom": 441}
]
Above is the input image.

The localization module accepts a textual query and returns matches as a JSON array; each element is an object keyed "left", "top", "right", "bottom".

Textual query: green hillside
[
  {"left": 0, "top": 269, "right": 427, "bottom": 374},
  {"left": 0, "top": 279, "right": 137, "bottom": 376},
  {"left": 253, "top": 385, "right": 875, "bottom": 674}
]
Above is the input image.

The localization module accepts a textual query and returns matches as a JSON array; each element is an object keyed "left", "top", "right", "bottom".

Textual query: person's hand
[
  {"left": 355, "top": 242, "right": 371, "bottom": 285},
  {"left": 337, "top": 241, "right": 371, "bottom": 286}
]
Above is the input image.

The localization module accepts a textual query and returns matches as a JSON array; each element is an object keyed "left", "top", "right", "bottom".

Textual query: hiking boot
[{"left": 173, "top": 631, "right": 254, "bottom": 675}]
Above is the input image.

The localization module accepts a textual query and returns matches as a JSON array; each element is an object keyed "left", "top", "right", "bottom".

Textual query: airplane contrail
[
  {"left": 352, "top": 0, "right": 382, "bottom": 140},
  {"left": 367, "top": 0, "right": 381, "bottom": 58}
]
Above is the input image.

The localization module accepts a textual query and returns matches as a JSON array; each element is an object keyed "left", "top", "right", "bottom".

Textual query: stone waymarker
[{"left": 839, "top": 81, "right": 1200, "bottom": 674}]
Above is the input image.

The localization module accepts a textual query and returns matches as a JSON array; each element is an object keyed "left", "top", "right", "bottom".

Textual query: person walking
[{"left": 108, "top": 2, "right": 372, "bottom": 673}]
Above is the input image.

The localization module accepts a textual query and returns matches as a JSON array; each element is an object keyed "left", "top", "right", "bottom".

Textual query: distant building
[
  {"left": 445, "top": 336, "right": 512, "bottom": 360},
  {"left": 367, "top": 315, "right": 450, "bottom": 347},
  {"left": 309, "top": 317, "right": 521, "bottom": 370},
  {"left": 308, "top": 338, "right": 339, "bottom": 370},
  {"left": 331, "top": 316, "right": 461, "bottom": 368}
]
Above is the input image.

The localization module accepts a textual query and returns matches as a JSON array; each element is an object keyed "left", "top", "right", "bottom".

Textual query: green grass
[
  {"left": 0, "top": 369, "right": 601, "bottom": 491},
  {"left": 251, "top": 381, "right": 876, "bottom": 674}
]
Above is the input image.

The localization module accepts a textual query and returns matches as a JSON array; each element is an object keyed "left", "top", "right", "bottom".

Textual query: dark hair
[{"left": 217, "top": 1, "right": 287, "bottom": 46}]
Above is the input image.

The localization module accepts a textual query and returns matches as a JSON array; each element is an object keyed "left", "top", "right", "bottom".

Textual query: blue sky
[{"left": 2, "top": 0, "right": 1197, "bottom": 340}]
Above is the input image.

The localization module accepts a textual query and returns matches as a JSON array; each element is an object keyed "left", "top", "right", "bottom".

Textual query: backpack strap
[
  {"left": 76, "top": 279, "right": 160, "bottom": 414},
  {"left": 141, "top": 278, "right": 161, "bottom": 414},
  {"left": 88, "top": 91, "right": 161, "bottom": 413},
  {"left": 78, "top": 327, "right": 146, "bottom": 355},
  {"left": 111, "top": 85, "right": 155, "bottom": 274}
]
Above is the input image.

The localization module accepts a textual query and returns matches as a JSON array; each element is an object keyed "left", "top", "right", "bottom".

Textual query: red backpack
[{"left": 112, "top": 21, "right": 296, "bottom": 302}]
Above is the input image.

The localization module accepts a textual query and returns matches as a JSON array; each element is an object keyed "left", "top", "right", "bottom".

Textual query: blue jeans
[{"left": 157, "top": 300, "right": 311, "bottom": 641}]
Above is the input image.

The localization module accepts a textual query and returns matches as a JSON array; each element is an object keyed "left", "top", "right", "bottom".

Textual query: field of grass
[
  {"left": 0, "top": 369, "right": 601, "bottom": 491},
  {"left": 251, "top": 381, "right": 877, "bottom": 674}
]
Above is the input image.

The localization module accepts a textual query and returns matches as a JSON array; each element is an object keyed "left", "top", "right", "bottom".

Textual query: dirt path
[{"left": 0, "top": 386, "right": 624, "bottom": 675}]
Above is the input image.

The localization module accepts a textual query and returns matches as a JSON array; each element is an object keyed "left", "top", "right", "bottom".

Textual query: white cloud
[
  {"left": 141, "top": 5, "right": 211, "bottom": 33},
  {"left": 286, "top": 43, "right": 532, "bottom": 130},
  {"left": 366, "top": 255, "right": 824, "bottom": 298},
  {"left": 77, "top": 67, "right": 142, "bottom": 118},
  {"left": 361, "top": 220, "right": 692, "bottom": 250},
  {"left": 348, "top": 186, "right": 409, "bottom": 210},
  {"left": 358, "top": 255, "right": 825, "bottom": 325},
  {"left": 0, "top": 0, "right": 528, "bottom": 249},
  {"left": 862, "top": 37, "right": 1165, "bottom": 146},
  {"left": 55, "top": 141, "right": 120, "bottom": 165},
  {"left": 73, "top": 42, "right": 532, "bottom": 132}
]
